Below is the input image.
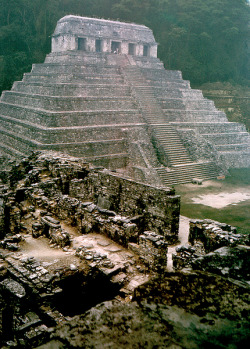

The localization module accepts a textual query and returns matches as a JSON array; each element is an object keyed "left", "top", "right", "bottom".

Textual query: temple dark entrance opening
[
  {"left": 78, "top": 38, "right": 86, "bottom": 51},
  {"left": 143, "top": 45, "right": 149, "bottom": 57},
  {"left": 128, "top": 43, "right": 136, "bottom": 55},
  {"left": 111, "top": 41, "right": 121, "bottom": 53},
  {"left": 96, "top": 39, "right": 102, "bottom": 52}
]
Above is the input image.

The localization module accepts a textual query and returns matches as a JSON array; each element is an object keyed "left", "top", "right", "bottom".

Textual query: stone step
[
  {"left": 1, "top": 91, "right": 137, "bottom": 111},
  {"left": 157, "top": 170, "right": 217, "bottom": 182},
  {"left": 155, "top": 140, "right": 188, "bottom": 149},
  {"left": 12, "top": 81, "right": 131, "bottom": 97},
  {"left": 123, "top": 65, "right": 193, "bottom": 167},
  {"left": 156, "top": 162, "right": 220, "bottom": 185}
]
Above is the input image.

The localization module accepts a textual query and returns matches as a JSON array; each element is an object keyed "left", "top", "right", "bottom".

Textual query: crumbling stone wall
[
  {"left": 128, "top": 231, "right": 168, "bottom": 272},
  {"left": 1, "top": 152, "right": 180, "bottom": 245},
  {"left": 189, "top": 219, "right": 248, "bottom": 252},
  {"left": 70, "top": 171, "right": 180, "bottom": 243},
  {"left": 172, "top": 219, "right": 249, "bottom": 281}
]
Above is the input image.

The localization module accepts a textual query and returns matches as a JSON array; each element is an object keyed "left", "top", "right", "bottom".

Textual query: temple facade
[{"left": 52, "top": 16, "right": 158, "bottom": 57}]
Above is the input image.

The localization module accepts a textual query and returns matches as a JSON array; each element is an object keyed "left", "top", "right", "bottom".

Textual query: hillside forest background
[{"left": 0, "top": 1, "right": 249, "bottom": 111}]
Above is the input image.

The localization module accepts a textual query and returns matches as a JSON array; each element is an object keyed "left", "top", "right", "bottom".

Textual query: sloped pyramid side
[{"left": 0, "top": 50, "right": 249, "bottom": 186}]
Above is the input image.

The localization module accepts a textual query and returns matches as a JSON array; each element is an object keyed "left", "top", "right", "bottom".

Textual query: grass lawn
[{"left": 175, "top": 168, "right": 250, "bottom": 234}]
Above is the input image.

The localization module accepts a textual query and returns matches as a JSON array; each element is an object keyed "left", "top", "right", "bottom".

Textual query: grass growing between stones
[{"left": 175, "top": 168, "right": 250, "bottom": 234}]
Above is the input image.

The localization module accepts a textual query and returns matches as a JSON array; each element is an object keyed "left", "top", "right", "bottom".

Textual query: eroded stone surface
[{"left": 0, "top": 152, "right": 249, "bottom": 348}]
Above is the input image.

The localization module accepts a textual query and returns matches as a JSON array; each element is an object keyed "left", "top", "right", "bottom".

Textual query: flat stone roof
[{"left": 53, "top": 15, "right": 156, "bottom": 43}]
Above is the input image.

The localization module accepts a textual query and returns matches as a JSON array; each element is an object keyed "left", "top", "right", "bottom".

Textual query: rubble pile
[
  {"left": 0, "top": 152, "right": 173, "bottom": 347},
  {"left": 172, "top": 242, "right": 205, "bottom": 270},
  {"left": 189, "top": 218, "right": 249, "bottom": 252},
  {"left": 0, "top": 151, "right": 249, "bottom": 348},
  {"left": 191, "top": 245, "right": 250, "bottom": 281},
  {"left": 129, "top": 231, "right": 168, "bottom": 271},
  {"left": 172, "top": 219, "right": 250, "bottom": 283}
]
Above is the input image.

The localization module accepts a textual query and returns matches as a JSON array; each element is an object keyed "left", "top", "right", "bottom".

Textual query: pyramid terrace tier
[
  {"left": 0, "top": 129, "right": 130, "bottom": 169},
  {"left": 162, "top": 110, "right": 228, "bottom": 122},
  {"left": 218, "top": 150, "right": 250, "bottom": 168},
  {"left": 158, "top": 98, "right": 217, "bottom": 111},
  {"left": 151, "top": 87, "right": 204, "bottom": 99},
  {"left": 0, "top": 115, "right": 145, "bottom": 144},
  {"left": 21, "top": 72, "right": 125, "bottom": 85},
  {"left": 0, "top": 105, "right": 143, "bottom": 127},
  {"left": 11, "top": 82, "right": 132, "bottom": 97},
  {"left": 1, "top": 92, "right": 137, "bottom": 111},
  {"left": 30, "top": 63, "right": 123, "bottom": 75},
  {"left": 171, "top": 121, "right": 248, "bottom": 133},
  {"left": 44, "top": 52, "right": 164, "bottom": 69}
]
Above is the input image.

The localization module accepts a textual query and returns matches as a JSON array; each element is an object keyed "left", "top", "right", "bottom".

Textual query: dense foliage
[{"left": 0, "top": 0, "right": 249, "bottom": 93}]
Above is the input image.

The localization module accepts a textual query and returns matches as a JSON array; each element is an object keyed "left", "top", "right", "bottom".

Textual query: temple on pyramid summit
[{"left": 0, "top": 15, "right": 250, "bottom": 185}]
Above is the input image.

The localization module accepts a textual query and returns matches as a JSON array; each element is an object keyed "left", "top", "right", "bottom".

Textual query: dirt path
[{"left": 167, "top": 215, "right": 190, "bottom": 271}]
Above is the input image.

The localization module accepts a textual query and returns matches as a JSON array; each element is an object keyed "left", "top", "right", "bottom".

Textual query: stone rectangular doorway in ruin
[
  {"left": 128, "top": 43, "right": 136, "bottom": 55},
  {"left": 111, "top": 41, "right": 121, "bottom": 53},
  {"left": 78, "top": 38, "right": 86, "bottom": 50},
  {"left": 143, "top": 44, "right": 149, "bottom": 56},
  {"left": 95, "top": 39, "right": 102, "bottom": 52}
]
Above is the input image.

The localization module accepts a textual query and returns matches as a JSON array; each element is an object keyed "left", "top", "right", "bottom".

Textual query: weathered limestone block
[
  {"left": 129, "top": 231, "right": 168, "bottom": 271},
  {"left": 52, "top": 195, "right": 80, "bottom": 223},
  {"left": 172, "top": 243, "right": 205, "bottom": 271},
  {"left": 0, "top": 259, "right": 7, "bottom": 280},
  {"left": 0, "top": 198, "right": 4, "bottom": 238},
  {"left": 0, "top": 234, "right": 22, "bottom": 251},
  {"left": 32, "top": 223, "right": 44, "bottom": 238},
  {"left": 49, "top": 228, "right": 71, "bottom": 248},
  {"left": 191, "top": 245, "right": 250, "bottom": 282},
  {"left": 70, "top": 170, "right": 180, "bottom": 243},
  {"left": 189, "top": 219, "right": 248, "bottom": 253},
  {"left": 77, "top": 203, "right": 139, "bottom": 246},
  {"left": 7, "top": 205, "right": 22, "bottom": 235}
]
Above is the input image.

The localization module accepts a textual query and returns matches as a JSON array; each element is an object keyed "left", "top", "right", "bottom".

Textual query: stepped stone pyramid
[{"left": 0, "top": 15, "right": 250, "bottom": 186}]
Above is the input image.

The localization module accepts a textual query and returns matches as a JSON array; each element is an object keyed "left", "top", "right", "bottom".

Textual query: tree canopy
[{"left": 0, "top": 0, "right": 249, "bottom": 92}]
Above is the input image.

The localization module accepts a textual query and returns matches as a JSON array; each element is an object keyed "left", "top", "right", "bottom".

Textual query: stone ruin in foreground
[
  {"left": 0, "top": 152, "right": 249, "bottom": 347},
  {"left": 0, "top": 15, "right": 250, "bottom": 186}
]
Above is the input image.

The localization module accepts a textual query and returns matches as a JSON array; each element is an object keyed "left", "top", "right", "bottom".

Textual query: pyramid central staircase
[{"left": 122, "top": 63, "right": 221, "bottom": 185}]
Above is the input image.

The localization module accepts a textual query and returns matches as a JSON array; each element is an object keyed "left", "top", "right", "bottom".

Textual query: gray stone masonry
[
  {"left": 0, "top": 15, "right": 249, "bottom": 186},
  {"left": 52, "top": 15, "right": 158, "bottom": 57},
  {"left": 1, "top": 152, "right": 180, "bottom": 244},
  {"left": 129, "top": 231, "right": 168, "bottom": 271}
]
